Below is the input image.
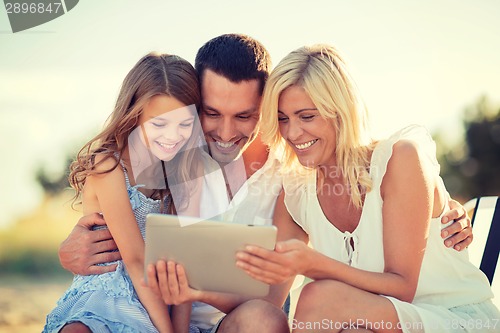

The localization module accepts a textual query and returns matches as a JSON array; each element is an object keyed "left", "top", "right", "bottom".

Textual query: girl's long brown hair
[{"left": 69, "top": 53, "right": 202, "bottom": 213}]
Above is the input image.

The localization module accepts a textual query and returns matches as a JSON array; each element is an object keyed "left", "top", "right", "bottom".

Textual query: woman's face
[
  {"left": 277, "top": 85, "right": 337, "bottom": 168},
  {"left": 138, "top": 95, "right": 196, "bottom": 161}
]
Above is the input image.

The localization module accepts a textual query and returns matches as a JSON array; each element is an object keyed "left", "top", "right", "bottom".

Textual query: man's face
[{"left": 200, "top": 69, "right": 261, "bottom": 164}]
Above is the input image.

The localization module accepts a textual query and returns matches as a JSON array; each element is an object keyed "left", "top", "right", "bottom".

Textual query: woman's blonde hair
[
  {"left": 260, "top": 44, "right": 374, "bottom": 208},
  {"left": 69, "top": 52, "right": 202, "bottom": 212}
]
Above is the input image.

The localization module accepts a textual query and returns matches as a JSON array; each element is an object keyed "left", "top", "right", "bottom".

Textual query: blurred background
[{"left": 1, "top": 0, "right": 499, "bottom": 331}]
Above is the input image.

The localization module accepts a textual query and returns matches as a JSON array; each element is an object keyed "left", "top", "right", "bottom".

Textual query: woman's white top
[{"left": 284, "top": 125, "right": 497, "bottom": 332}]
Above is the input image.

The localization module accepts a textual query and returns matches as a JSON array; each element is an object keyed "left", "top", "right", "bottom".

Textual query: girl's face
[
  {"left": 138, "top": 95, "right": 196, "bottom": 161},
  {"left": 277, "top": 85, "right": 337, "bottom": 168}
]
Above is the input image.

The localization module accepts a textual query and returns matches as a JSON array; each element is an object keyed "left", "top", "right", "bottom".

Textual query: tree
[
  {"left": 437, "top": 96, "right": 500, "bottom": 201},
  {"left": 35, "top": 156, "right": 72, "bottom": 196}
]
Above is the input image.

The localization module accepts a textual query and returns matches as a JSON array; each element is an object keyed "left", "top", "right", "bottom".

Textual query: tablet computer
[{"left": 144, "top": 213, "right": 278, "bottom": 297}]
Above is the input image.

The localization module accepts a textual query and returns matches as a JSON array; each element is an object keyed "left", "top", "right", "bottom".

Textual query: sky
[{"left": 0, "top": 0, "right": 499, "bottom": 228}]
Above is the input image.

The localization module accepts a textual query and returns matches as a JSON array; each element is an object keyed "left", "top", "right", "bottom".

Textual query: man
[{"left": 59, "top": 34, "right": 473, "bottom": 333}]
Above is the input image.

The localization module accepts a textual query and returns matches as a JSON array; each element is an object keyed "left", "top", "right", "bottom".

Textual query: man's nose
[{"left": 217, "top": 118, "right": 237, "bottom": 142}]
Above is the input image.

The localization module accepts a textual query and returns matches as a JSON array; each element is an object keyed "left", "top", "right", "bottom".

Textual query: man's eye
[
  {"left": 203, "top": 110, "right": 219, "bottom": 118},
  {"left": 237, "top": 115, "right": 251, "bottom": 120}
]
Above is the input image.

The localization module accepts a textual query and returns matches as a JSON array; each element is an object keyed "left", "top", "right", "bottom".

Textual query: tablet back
[{"left": 145, "top": 213, "right": 277, "bottom": 297}]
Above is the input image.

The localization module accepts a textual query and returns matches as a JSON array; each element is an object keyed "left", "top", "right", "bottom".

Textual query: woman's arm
[
  {"left": 146, "top": 191, "right": 308, "bottom": 312},
  {"left": 236, "top": 191, "right": 310, "bottom": 303},
  {"left": 239, "top": 140, "right": 440, "bottom": 302},
  {"left": 87, "top": 156, "right": 173, "bottom": 333},
  {"left": 251, "top": 190, "right": 310, "bottom": 307}
]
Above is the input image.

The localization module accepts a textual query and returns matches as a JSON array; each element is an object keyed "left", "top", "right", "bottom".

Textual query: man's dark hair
[{"left": 195, "top": 33, "right": 271, "bottom": 95}]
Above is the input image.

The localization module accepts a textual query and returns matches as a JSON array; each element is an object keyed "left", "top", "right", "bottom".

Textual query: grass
[
  {"left": 0, "top": 193, "right": 80, "bottom": 332},
  {"left": 0, "top": 192, "right": 80, "bottom": 278}
]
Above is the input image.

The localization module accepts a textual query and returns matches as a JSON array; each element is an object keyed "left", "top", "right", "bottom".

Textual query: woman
[{"left": 236, "top": 44, "right": 499, "bottom": 332}]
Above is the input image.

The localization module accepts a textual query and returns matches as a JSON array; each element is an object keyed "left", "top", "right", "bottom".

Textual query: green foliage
[
  {"left": 437, "top": 96, "right": 500, "bottom": 200},
  {"left": 0, "top": 193, "right": 79, "bottom": 278},
  {"left": 0, "top": 248, "right": 70, "bottom": 277},
  {"left": 34, "top": 157, "right": 72, "bottom": 196}
]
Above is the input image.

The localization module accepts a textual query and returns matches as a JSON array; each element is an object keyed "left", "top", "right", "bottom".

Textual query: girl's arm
[
  {"left": 146, "top": 260, "right": 275, "bottom": 313},
  {"left": 171, "top": 302, "right": 191, "bottom": 333},
  {"left": 87, "top": 156, "right": 173, "bottom": 333},
  {"left": 239, "top": 140, "right": 443, "bottom": 302}
]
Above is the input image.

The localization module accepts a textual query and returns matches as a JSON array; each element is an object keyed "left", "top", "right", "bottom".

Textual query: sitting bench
[{"left": 464, "top": 196, "right": 499, "bottom": 308}]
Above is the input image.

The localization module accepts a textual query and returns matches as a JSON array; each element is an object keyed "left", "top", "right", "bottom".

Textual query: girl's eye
[
  {"left": 277, "top": 116, "right": 288, "bottom": 123},
  {"left": 152, "top": 123, "right": 165, "bottom": 128},
  {"left": 180, "top": 122, "right": 193, "bottom": 128}
]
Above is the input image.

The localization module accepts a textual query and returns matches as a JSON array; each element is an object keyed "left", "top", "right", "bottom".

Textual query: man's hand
[
  {"left": 144, "top": 260, "right": 203, "bottom": 305},
  {"left": 58, "top": 213, "right": 121, "bottom": 275},
  {"left": 441, "top": 198, "right": 473, "bottom": 251}
]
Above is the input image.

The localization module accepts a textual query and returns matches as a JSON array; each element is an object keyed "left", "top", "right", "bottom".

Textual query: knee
[
  {"left": 59, "top": 322, "right": 92, "bottom": 333},
  {"left": 219, "top": 299, "right": 289, "bottom": 333},
  {"left": 296, "top": 280, "right": 351, "bottom": 313},
  {"left": 241, "top": 299, "right": 285, "bottom": 318}
]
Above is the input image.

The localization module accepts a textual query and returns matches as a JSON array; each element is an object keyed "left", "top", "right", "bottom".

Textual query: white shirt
[
  {"left": 191, "top": 149, "right": 283, "bottom": 329},
  {"left": 283, "top": 125, "right": 495, "bottom": 331}
]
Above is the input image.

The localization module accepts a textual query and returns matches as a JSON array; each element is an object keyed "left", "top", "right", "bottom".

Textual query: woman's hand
[{"left": 236, "top": 239, "right": 313, "bottom": 284}]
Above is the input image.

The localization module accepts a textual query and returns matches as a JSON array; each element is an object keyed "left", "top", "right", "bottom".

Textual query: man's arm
[
  {"left": 59, "top": 212, "right": 121, "bottom": 275},
  {"left": 441, "top": 198, "right": 473, "bottom": 251}
]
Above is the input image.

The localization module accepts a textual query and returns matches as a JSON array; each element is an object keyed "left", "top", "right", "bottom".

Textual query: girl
[
  {"left": 43, "top": 52, "right": 204, "bottom": 333},
  {"left": 237, "top": 45, "right": 499, "bottom": 332}
]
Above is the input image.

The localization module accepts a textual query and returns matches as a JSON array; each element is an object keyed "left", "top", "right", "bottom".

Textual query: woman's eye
[
  {"left": 301, "top": 115, "right": 315, "bottom": 121},
  {"left": 277, "top": 117, "right": 288, "bottom": 122},
  {"left": 180, "top": 122, "right": 193, "bottom": 128},
  {"left": 151, "top": 122, "right": 165, "bottom": 128}
]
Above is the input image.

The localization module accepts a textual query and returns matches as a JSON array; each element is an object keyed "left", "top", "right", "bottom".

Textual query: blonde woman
[
  {"left": 236, "top": 45, "right": 499, "bottom": 332},
  {"left": 43, "top": 53, "right": 204, "bottom": 333}
]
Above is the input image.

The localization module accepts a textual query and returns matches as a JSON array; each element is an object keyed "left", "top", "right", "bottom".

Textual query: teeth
[
  {"left": 216, "top": 141, "right": 235, "bottom": 148},
  {"left": 158, "top": 142, "right": 177, "bottom": 149},
  {"left": 295, "top": 139, "right": 317, "bottom": 150}
]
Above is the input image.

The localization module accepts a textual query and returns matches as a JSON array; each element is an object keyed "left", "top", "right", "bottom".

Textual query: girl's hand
[
  {"left": 236, "top": 239, "right": 313, "bottom": 284},
  {"left": 144, "top": 260, "right": 203, "bottom": 305}
]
